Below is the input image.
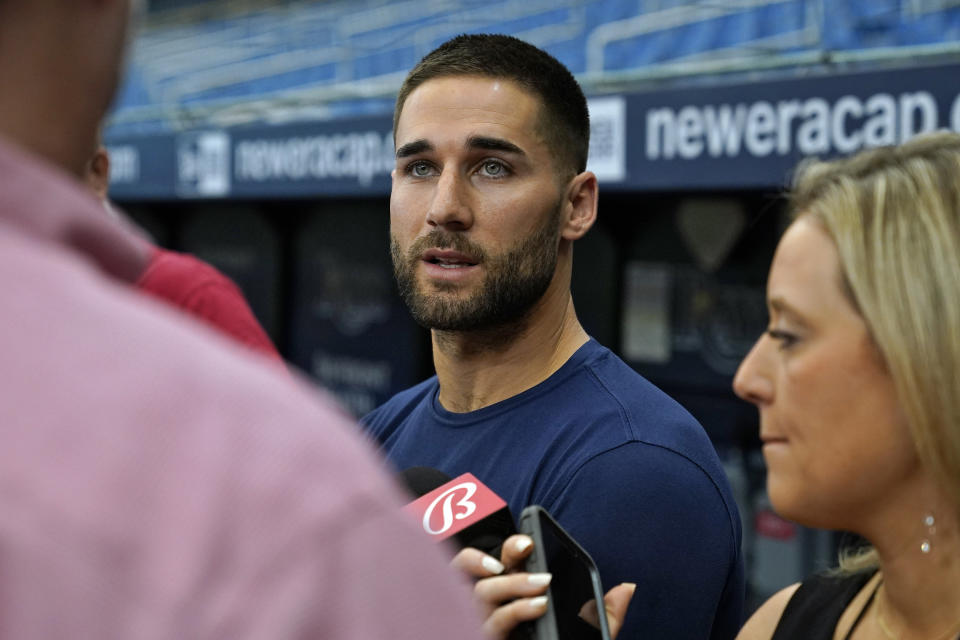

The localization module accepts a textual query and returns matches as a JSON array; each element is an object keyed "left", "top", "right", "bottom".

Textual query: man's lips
[
  {"left": 420, "top": 248, "right": 479, "bottom": 268},
  {"left": 761, "top": 434, "right": 788, "bottom": 444}
]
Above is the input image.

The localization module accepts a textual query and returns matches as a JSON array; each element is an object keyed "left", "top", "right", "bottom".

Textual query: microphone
[{"left": 400, "top": 467, "right": 516, "bottom": 556}]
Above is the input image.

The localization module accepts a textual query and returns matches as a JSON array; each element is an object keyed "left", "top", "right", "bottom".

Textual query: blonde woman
[
  {"left": 478, "top": 134, "right": 960, "bottom": 640},
  {"left": 734, "top": 132, "right": 960, "bottom": 639}
]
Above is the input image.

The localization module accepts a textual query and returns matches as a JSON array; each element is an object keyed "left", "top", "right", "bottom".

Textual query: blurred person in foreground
[
  {"left": 0, "top": 1, "right": 482, "bottom": 638},
  {"left": 730, "top": 132, "right": 960, "bottom": 638},
  {"left": 85, "top": 144, "right": 284, "bottom": 363},
  {"left": 363, "top": 33, "right": 744, "bottom": 639}
]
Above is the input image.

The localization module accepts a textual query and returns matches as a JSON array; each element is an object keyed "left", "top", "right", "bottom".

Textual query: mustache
[{"left": 406, "top": 230, "right": 488, "bottom": 263}]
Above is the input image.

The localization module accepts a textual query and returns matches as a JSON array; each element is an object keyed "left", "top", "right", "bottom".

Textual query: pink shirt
[{"left": 0, "top": 137, "right": 483, "bottom": 640}]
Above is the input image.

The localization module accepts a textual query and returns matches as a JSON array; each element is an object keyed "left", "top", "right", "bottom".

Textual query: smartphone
[{"left": 517, "top": 505, "right": 612, "bottom": 640}]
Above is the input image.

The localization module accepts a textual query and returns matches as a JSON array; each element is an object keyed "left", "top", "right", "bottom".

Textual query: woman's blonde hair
[{"left": 788, "top": 132, "right": 960, "bottom": 572}]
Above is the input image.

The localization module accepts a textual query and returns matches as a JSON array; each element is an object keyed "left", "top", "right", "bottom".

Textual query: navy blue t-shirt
[{"left": 363, "top": 339, "right": 744, "bottom": 639}]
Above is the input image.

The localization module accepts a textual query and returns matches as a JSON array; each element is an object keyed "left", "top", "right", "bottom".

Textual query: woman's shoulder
[
  {"left": 736, "top": 570, "right": 879, "bottom": 640},
  {"left": 736, "top": 583, "right": 801, "bottom": 640}
]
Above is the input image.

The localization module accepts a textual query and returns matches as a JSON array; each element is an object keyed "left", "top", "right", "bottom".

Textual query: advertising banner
[{"left": 106, "top": 63, "right": 960, "bottom": 198}]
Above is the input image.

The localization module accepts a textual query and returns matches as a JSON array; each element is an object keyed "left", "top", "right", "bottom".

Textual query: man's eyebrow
[
  {"left": 396, "top": 140, "right": 433, "bottom": 159},
  {"left": 395, "top": 136, "right": 526, "bottom": 159},
  {"left": 468, "top": 136, "right": 525, "bottom": 156}
]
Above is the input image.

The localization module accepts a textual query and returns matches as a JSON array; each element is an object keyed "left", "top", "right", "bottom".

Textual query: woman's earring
[{"left": 921, "top": 513, "right": 936, "bottom": 554}]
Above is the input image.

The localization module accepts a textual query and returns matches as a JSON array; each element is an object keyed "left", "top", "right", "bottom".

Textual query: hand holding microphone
[
  {"left": 401, "top": 468, "right": 634, "bottom": 640},
  {"left": 399, "top": 467, "right": 552, "bottom": 637}
]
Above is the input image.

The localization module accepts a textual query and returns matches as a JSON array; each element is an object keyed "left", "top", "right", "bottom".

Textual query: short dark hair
[{"left": 394, "top": 34, "right": 590, "bottom": 177}]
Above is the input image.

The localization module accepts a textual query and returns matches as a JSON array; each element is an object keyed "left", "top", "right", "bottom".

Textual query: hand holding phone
[{"left": 517, "top": 505, "right": 612, "bottom": 640}]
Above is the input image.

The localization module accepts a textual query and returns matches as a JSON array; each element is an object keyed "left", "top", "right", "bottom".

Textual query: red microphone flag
[{"left": 404, "top": 473, "right": 507, "bottom": 542}]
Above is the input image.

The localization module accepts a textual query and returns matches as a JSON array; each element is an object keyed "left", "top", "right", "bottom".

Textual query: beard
[{"left": 391, "top": 204, "right": 562, "bottom": 332}]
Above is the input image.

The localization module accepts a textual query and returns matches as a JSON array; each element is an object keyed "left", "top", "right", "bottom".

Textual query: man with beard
[
  {"left": 363, "top": 35, "right": 745, "bottom": 639},
  {"left": 0, "top": 2, "right": 483, "bottom": 637}
]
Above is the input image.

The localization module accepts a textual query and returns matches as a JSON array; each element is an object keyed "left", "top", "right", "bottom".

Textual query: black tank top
[{"left": 771, "top": 570, "right": 878, "bottom": 640}]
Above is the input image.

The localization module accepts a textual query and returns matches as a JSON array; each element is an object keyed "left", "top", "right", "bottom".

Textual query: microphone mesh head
[{"left": 399, "top": 466, "right": 452, "bottom": 498}]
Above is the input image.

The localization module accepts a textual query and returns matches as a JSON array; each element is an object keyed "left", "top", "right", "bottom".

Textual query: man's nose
[{"left": 425, "top": 169, "right": 473, "bottom": 231}]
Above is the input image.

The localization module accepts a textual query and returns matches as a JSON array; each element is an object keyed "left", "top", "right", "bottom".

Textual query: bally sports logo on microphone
[{"left": 404, "top": 473, "right": 507, "bottom": 541}]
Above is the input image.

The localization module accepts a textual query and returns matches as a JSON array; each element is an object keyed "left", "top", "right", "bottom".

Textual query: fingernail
[
  {"left": 529, "top": 596, "right": 549, "bottom": 608},
  {"left": 515, "top": 536, "right": 533, "bottom": 553},
  {"left": 623, "top": 582, "right": 637, "bottom": 593},
  {"left": 527, "top": 573, "right": 552, "bottom": 586},
  {"left": 481, "top": 556, "right": 505, "bottom": 574}
]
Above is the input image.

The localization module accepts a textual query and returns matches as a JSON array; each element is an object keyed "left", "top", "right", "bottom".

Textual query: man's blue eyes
[
  {"left": 405, "top": 160, "right": 510, "bottom": 177},
  {"left": 409, "top": 161, "right": 432, "bottom": 176},
  {"left": 481, "top": 160, "right": 505, "bottom": 176}
]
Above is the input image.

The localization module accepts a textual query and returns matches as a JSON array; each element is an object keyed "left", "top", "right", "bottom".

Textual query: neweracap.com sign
[
  {"left": 231, "top": 126, "right": 395, "bottom": 198},
  {"left": 106, "top": 63, "right": 960, "bottom": 199},
  {"left": 175, "top": 116, "right": 396, "bottom": 199},
  {"left": 623, "top": 63, "right": 960, "bottom": 190}
]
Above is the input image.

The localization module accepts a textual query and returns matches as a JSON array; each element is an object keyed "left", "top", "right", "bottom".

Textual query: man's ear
[
  {"left": 85, "top": 146, "right": 111, "bottom": 201},
  {"left": 560, "top": 170, "right": 597, "bottom": 241}
]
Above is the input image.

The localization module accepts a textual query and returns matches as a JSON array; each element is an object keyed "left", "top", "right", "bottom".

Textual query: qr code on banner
[
  {"left": 587, "top": 97, "right": 626, "bottom": 182},
  {"left": 590, "top": 119, "right": 615, "bottom": 160},
  {"left": 177, "top": 131, "right": 231, "bottom": 197}
]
